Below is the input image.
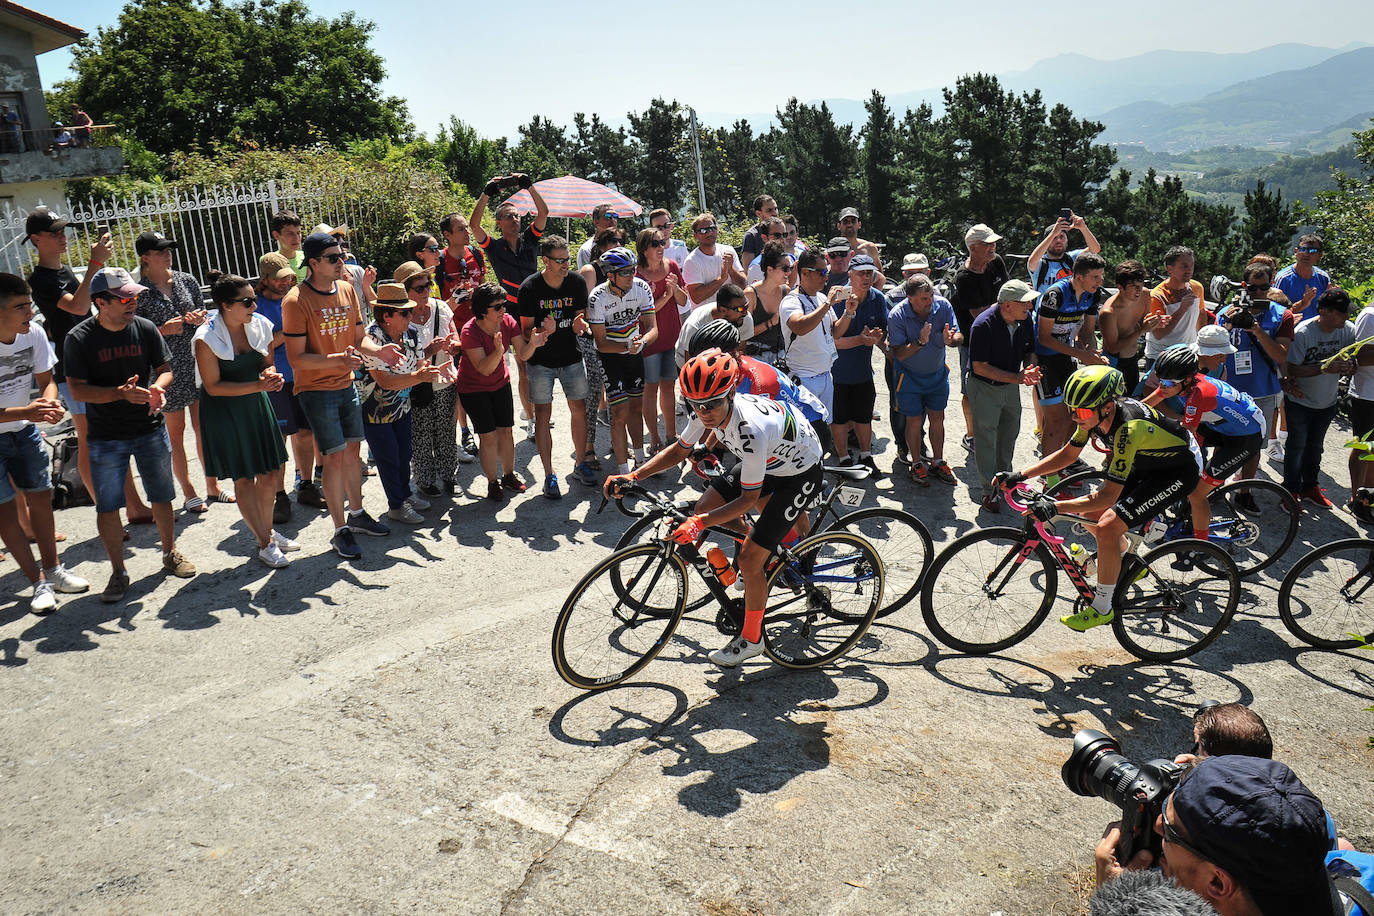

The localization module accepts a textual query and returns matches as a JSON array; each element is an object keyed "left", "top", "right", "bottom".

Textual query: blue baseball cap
[
  {"left": 1172, "top": 756, "right": 1339, "bottom": 915},
  {"left": 848, "top": 254, "right": 877, "bottom": 272}
]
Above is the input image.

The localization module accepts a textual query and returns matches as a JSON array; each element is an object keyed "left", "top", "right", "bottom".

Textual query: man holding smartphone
[{"left": 1026, "top": 210, "right": 1101, "bottom": 293}]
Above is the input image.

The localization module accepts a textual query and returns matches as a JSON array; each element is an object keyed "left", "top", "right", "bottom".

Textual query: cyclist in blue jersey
[{"left": 1145, "top": 343, "right": 1266, "bottom": 509}]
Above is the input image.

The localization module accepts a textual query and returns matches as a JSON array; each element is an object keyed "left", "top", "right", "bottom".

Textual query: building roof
[{"left": 0, "top": 1, "right": 86, "bottom": 54}]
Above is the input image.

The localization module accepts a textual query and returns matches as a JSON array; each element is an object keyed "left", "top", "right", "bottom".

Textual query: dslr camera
[
  {"left": 1062, "top": 729, "right": 1188, "bottom": 862},
  {"left": 1227, "top": 300, "right": 1256, "bottom": 329}
]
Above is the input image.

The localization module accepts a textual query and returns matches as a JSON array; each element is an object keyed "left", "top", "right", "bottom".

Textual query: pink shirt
[{"left": 456, "top": 312, "right": 521, "bottom": 393}]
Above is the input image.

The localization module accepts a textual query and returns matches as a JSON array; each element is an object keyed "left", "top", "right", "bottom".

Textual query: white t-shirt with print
[{"left": 0, "top": 326, "right": 56, "bottom": 433}]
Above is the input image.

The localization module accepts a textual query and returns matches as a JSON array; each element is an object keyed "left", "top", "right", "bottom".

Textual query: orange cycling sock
[
  {"left": 742, "top": 608, "right": 764, "bottom": 644},
  {"left": 1193, "top": 528, "right": 1209, "bottom": 541}
]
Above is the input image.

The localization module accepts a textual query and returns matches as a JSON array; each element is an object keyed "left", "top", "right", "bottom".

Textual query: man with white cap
[
  {"left": 952, "top": 224, "right": 1010, "bottom": 453},
  {"left": 967, "top": 279, "right": 1040, "bottom": 512},
  {"left": 64, "top": 267, "right": 197, "bottom": 602}
]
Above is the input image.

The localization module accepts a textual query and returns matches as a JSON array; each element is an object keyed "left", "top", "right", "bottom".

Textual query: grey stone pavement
[{"left": 3, "top": 367, "right": 1373, "bottom": 915}]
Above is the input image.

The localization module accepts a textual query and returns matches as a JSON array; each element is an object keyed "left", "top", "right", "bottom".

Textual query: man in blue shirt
[
  {"left": 255, "top": 252, "right": 319, "bottom": 520},
  {"left": 1034, "top": 251, "right": 1109, "bottom": 470},
  {"left": 888, "top": 274, "right": 960, "bottom": 486},
  {"left": 967, "top": 280, "right": 1041, "bottom": 512},
  {"left": 829, "top": 254, "right": 888, "bottom": 476},
  {"left": 1025, "top": 212, "right": 1101, "bottom": 293},
  {"left": 1275, "top": 234, "right": 1331, "bottom": 321}
]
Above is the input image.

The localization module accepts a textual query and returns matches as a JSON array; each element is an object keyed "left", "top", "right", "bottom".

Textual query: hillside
[{"left": 1098, "top": 48, "right": 1374, "bottom": 151}]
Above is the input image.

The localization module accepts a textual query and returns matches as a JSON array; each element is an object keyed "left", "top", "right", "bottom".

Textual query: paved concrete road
[{"left": 3, "top": 381, "right": 1373, "bottom": 915}]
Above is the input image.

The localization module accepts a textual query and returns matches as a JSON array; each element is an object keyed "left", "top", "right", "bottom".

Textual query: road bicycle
[
  {"left": 919, "top": 483, "right": 1241, "bottom": 663},
  {"left": 1276, "top": 538, "right": 1374, "bottom": 649},
  {"left": 1044, "top": 469, "right": 1297, "bottom": 577},
  {"left": 552, "top": 484, "right": 885, "bottom": 690},
  {"left": 613, "top": 457, "right": 930, "bottom": 619}
]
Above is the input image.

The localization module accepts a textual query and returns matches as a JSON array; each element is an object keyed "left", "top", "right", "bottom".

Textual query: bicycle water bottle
[
  {"left": 1068, "top": 543, "right": 1086, "bottom": 565},
  {"left": 706, "top": 547, "right": 736, "bottom": 586}
]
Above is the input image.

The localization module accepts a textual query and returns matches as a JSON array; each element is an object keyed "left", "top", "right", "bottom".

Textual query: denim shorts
[
  {"left": 295, "top": 385, "right": 364, "bottom": 455},
  {"left": 57, "top": 381, "right": 86, "bottom": 416},
  {"left": 0, "top": 424, "right": 52, "bottom": 504},
  {"left": 527, "top": 361, "right": 589, "bottom": 405},
  {"left": 89, "top": 426, "right": 176, "bottom": 512},
  {"left": 642, "top": 349, "right": 676, "bottom": 385},
  {"left": 267, "top": 381, "right": 311, "bottom": 437}
]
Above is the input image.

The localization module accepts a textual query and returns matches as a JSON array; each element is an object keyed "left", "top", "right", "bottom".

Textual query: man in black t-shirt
[
  {"left": 64, "top": 267, "right": 196, "bottom": 602},
  {"left": 471, "top": 173, "right": 550, "bottom": 434},
  {"left": 952, "top": 223, "right": 1011, "bottom": 452},
  {"left": 738, "top": 194, "right": 778, "bottom": 269},
  {"left": 25, "top": 207, "right": 155, "bottom": 525},
  {"left": 518, "top": 235, "right": 591, "bottom": 496}
]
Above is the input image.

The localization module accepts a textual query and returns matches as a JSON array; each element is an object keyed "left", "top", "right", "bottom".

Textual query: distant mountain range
[{"left": 696, "top": 42, "right": 1374, "bottom": 154}]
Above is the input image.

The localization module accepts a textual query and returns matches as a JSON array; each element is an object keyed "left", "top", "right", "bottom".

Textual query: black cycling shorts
[
  {"left": 1114, "top": 467, "right": 1201, "bottom": 528},
  {"left": 1036, "top": 353, "right": 1075, "bottom": 406},
  {"left": 598, "top": 351, "right": 645, "bottom": 405},
  {"left": 832, "top": 379, "right": 876, "bottom": 426},
  {"left": 1198, "top": 428, "right": 1262, "bottom": 484},
  {"left": 1350, "top": 396, "right": 1374, "bottom": 440},
  {"left": 708, "top": 461, "right": 823, "bottom": 552}
]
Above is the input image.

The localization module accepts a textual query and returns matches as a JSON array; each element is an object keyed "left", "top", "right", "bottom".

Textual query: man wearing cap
[
  {"left": 63, "top": 267, "right": 196, "bottom": 602},
  {"left": 576, "top": 204, "right": 621, "bottom": 270},
  {"left": 1027, "top": 212, "right": 1101, "bottom": 293},
  {"left": 1275, "top": 234, "right": 1331, "bottom": 322},
  {"left": 26, "top": 208, "right": 155, "bottom": 526},
  {"left": 821, "top": 237, "right": 855, "bottom": 294},
  {"left": 966, "top": 280, "right": 1040, "bottom": 512},
  {"left": 283, "top": 232, "right": 404, "bottom": 558},
  {"left": 887, "top": 254, "right": 931, "bottom": 308},
  {"left": 779, "top": 247, "right": 854, "bottom": 426},
  {"left": 683, "top": 213, "right": 745, "bottom": 308},
  {"left": 0, "top": 272, "right": 91, "bottom": 612},
  {"left": 255, "top": 251, "right": 320, "bottom": 520},
  {"left": 829, "top": 253, "right": 888, "bottom": 475},
  {"left": 836, "top": 207, "right": 882, "bottom": 269},
  {"left": 1281, "top": 287, "right": 1367, "bottom": 508},
  {"left": 885, "top": 252, "right": 933, "bottom": 465},
  {"left": 887, "top": 274, "right": 961, "bottom": 487},
  {"left": 953, "top": 224, "right": 1011, "bottom": 453},
  {"left": 313, "top": 224, "right": 375, "bottom": 309},
  {"left": 1095, "top": 755, "right": 1344, "bottom": 916}
]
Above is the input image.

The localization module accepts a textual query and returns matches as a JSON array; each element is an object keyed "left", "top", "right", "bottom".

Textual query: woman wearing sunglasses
[
  {"left": 406, "top": 233, "right": 444, "bottom": 300},
  {"left": 604, "top": 348, "right": 824, "bottom": 668},
  {"left": 634, "top": 227, "right": 687, "bottom": 456}
]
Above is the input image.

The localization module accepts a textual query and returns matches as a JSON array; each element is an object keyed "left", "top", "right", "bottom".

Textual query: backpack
[{"left": 1329, "top": 850, "right": 1374, "bottom": 916}]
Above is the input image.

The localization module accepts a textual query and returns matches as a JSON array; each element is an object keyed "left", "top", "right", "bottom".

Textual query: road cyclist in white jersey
[{"left": 605, "top": 349, "right": 824, "bottom": 666}]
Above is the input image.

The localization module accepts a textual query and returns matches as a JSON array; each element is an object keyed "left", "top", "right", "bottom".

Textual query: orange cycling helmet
[{"left": 679, "top": 349, "right": 738, "bottom": 400}]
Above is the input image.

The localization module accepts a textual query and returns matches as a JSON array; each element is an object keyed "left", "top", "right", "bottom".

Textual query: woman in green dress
[{"left": 193, "top": 275, "right": 296, "bottom": 568}]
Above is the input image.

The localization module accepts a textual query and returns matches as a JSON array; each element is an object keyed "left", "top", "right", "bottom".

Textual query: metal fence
[{"left": 0, "top": 178, "right": 385, "bottom": 282}]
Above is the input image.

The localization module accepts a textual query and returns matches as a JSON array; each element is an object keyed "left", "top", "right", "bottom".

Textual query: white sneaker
[
  {"left": 526, "top": 418, "right": 536, "bottom": 441},
  {"left": 709, "top": 636, "right": 766, "bottom": 667},
  {"left": 44, "top": 564, "right": 90, "bottom": 594},
  {"left": 270, "top": 530, "right": 301, "bottom": 552},
  {"left": 456, "top": 445, "right": 476, "bottom": 464},
  {"left": 1266, "top": 440, "right": 1284, "bottom": 462},
  {"left": 30, "top": 580, "right": 57, "bottom": 614},
  {"left": 405, "top": 493, "right": 431, "bottom": 511},
  {"left": 258, "top": 543, "right": 290, "bottom": 569},
  {"left": 387, "top": 504, "right": 424, "bottom": 524}
]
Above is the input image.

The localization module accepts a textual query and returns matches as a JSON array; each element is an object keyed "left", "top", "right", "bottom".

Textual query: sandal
[
  {"left": 208, "top": 491, "right": 236, "bottom": 504},
  {"left": 582, "top": 451, "right": 603, "bottom": 472},
  {"left": 183, "top": 496, "right": 208, "bottom": 514},
  {"left": 28, "top": 533, "right": 67, "bottom": 544}
]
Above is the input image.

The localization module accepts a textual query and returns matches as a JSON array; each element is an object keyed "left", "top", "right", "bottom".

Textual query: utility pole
[{"left": 688, "top": 106, "right": 706, "bottom": 212}]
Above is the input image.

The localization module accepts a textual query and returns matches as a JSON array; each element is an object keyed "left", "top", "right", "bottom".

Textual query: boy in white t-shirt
[{"left": 0, "top": 273, "right": 89, "bottom": 612}]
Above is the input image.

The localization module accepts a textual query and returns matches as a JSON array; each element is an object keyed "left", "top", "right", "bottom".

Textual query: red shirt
[
  {"left": 638, "top": 261, "right": 685, "bottom": 356},
  {"left": 456, "top": 313, "right": 521, "bottom": 393},
  {"left": 439, "top": 246, "right": 485, "bottom": 325}
]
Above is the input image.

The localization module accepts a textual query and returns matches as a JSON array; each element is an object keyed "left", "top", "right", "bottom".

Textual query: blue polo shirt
[
  {"left": 831, "top": 287, "right": 889, "bottom": 385},
  {"left": 888, "top": 295, "right": 956, "bottom": 376},
  {"left": 1275, "top": 264, "right": 1330, "bottom": 321},
  {"left": 968, "top": 305, "right": 1035, "bottom": 384},
  {"left": 255, "top": 292, "right": 292, "bottom": 380}
]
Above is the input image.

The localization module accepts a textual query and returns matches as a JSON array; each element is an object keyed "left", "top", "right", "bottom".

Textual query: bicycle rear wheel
[
  {"left": 830, "top": 507, "right": 932, "bottom": 618},
  {"left": 1277, "top": 538, "right": 1374, "bottom": 649},
  {"left": 1111, "top": 539, "right": 1239, "bottom": 662},
  {"left": 552, "top": 544, "right": 688, "bottom": 690},
  {"left": 920, "top": 527, "right": 1057, "bottom": 654},
  {"left": 1207, "top": 479, "right": 1298, "bottom": 576},
  {"left": 762, "top": 531, "right": 883, "bottom": 669}
]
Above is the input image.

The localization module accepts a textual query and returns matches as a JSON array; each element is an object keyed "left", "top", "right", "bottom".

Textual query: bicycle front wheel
[
  {"left": 920, "top": 528, "right": 1057, "bottom": 654},
  {"left": 1278, "top": 538, "right": 1374, "bottom": 649},
  {"left": 616, "top": 509, "right": 740, "bottom": 613},
  {"left": 830, "top": 507, "right": 932, "bottom": 618},
  {"left": 762, "top": 531, "right": 883, "bottom": 669},
  {"left": 552, "top": 544, "right": 688, "bottom": 690},
  {"left": 1207, "top": 479, "right": 1299, "bottom": 577},
  {"left": 1111, "top": 539, "right": 1239, "bottom": 662}
]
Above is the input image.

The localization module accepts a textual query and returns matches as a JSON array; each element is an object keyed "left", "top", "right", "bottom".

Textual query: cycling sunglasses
[{"left": 686, "top": 395, "right": 730, "bottom": 413}]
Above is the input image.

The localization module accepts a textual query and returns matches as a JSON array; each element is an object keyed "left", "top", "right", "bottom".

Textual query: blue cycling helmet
[{"left": 600, "top": 246, "right": 637, "bottom": 271}]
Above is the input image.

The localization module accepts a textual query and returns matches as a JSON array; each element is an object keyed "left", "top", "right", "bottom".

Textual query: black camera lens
[{"left": 1062, "top": 729, "right": 1141, "bottom": 806}]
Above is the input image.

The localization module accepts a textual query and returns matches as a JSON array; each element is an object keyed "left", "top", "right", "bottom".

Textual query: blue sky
[{"left": 37, "top": 0, "right": 1374, "bottom": 141}]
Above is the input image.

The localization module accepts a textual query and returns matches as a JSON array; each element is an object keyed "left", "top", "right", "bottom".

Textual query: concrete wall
[
  {"left": 0, "top": 24, "right": 53, "bottom": 151},
  {"left": 0, "top": 146, "right": 123, "bottom": 184}
]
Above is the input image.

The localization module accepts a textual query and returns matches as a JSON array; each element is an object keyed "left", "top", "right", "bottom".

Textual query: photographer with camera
[{"left": 1066, "top": 730, "right": 1344, "bottom": 915}]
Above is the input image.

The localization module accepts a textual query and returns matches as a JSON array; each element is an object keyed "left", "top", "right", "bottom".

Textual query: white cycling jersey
[{"left": 676, "top": 392, "right": 822, "bottom": 488}]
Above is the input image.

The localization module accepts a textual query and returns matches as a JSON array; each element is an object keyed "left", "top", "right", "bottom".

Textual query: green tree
[
  {"left": 60, "top": 0, "right": 409, "bottom": 157},
  {"left": 860, "top": 90, "right": 899, "bottom": 247},
  {"left": 568, "top": 113, "right": 631, "bottom": 190},
  {"left": 1025, "top": 103, "right": 1117, "bottom": 231},
  {"left": 626, "top": 99, "right": 690, "bottom": 212},
  {"left": 1299, "top": 119, "right": 1374, "bottom": 285},
  {"left": 769, "top": 99, "right": 858, "bottom": 239},
  {"left": 505, "top": 116, "right": 568, "bottom": 181},
  {"left": 1238, "top": 179, "right": 1294, "bottom": 260}
]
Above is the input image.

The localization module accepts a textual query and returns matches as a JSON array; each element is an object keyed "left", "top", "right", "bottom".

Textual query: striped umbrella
[{"left": 500, "top": 175, "right": 642, "bottom": 218}]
